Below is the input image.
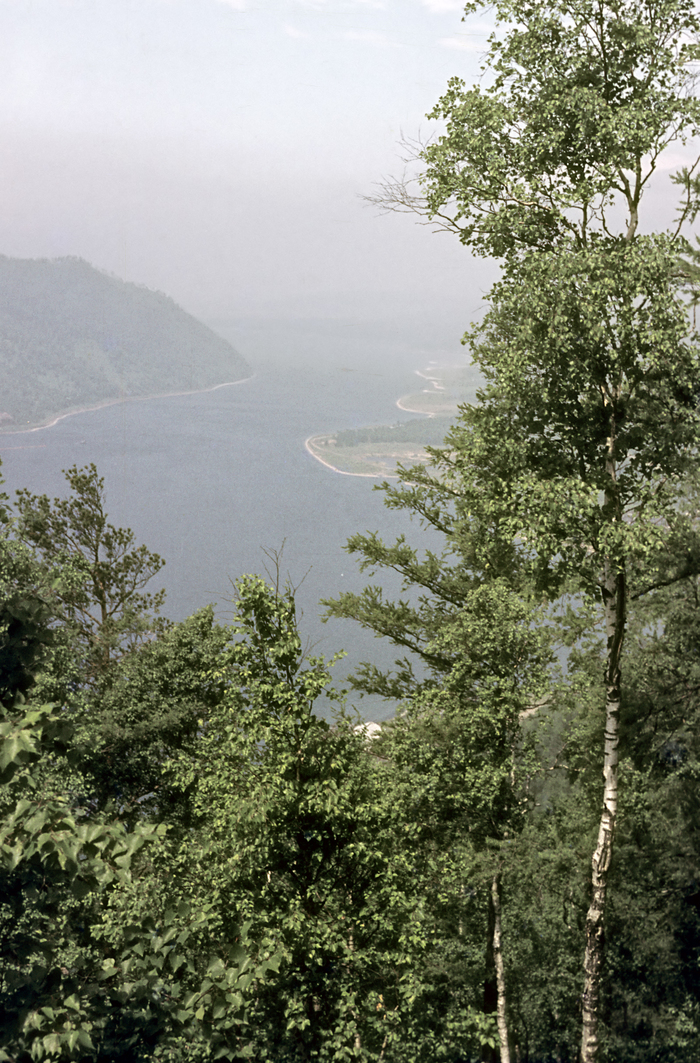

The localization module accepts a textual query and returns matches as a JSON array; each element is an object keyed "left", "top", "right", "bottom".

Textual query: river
[{"left": 0, "top": 316, "right": 480, "bottom": 721}]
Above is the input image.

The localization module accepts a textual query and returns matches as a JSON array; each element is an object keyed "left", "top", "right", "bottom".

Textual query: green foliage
[
  {"left": 0, "top": 591, "right": 53, "bottom": 712},
  {"left": 14, "top": 464, "right": 167, "bottom": 684},
  {"left": 74, "top": 606, "right": 234, "bottom": 821},
  {"left": 334, "top": 1, "right": 700, "bottom": 1059},
  {"left": 455, "top": 235, "right": 700, "bottom": 593},
  {"left": 0, "top": 689, "right": 278, "bottom": 1062},
  {"left": 422, "top": 0, "right": 700, "bottom": 260},
  {"left": 166, "top": 575, "right": 384, "bottom": 1060},
  {"left": 0, "top": 498, "right": 54, "bottom": 710},
  {"left": 596, "top": 551, "right": 700, "bottom": 1059},
  {"left": 389, "top": 581, "right": 548, "bottom": 844},
  {"left": 0, "top": 695, "right": 164, "bottom": 1062},
  {"left": 324, "top": 460, "right": 548, "bottom": 700},
  {"left": 0, "top": 467, "right": 282, "bottom": 1061},
  {"left": 163, "top": 574, "right": 498, "bottom": 1062},
  {"left": 498, "top": 793, "right": 593, "bottom": 1059},
  {"left": 5, "top": 4, "right": 700, "bottom": 1054}
]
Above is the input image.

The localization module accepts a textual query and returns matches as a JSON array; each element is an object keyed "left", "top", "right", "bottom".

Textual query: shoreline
[
  {"left": 397, "top": 366, "right": 461, "bottom": 416},
  {"left": 305, "top": 364, "right": 454, "bottom": 478},
  {"left": 0, "top": 374, "right": 255, "bottom": 437},
  {"left": 304, "top": 435, "right": 398, "bottom": 479},
  {"left": 396, "top": 396, "right": 436, "bottom": 415}
]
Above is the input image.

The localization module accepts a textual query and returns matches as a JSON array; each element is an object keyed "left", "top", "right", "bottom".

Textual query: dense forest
[
  {"left": 4, "top": 0, "right": 700, "bottom": 1061},
  {"left": 0, "top": 256, "right": 249, "bottom": 430}
]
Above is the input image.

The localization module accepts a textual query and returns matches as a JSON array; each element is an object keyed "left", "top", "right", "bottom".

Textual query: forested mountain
[{"left": 0, "top": 255, "right": 249, "bottom": 430}]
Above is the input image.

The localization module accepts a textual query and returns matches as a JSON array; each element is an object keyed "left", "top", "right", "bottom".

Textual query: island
[{"left": 0, "top": 256, "right": 250, "bottom": 431}]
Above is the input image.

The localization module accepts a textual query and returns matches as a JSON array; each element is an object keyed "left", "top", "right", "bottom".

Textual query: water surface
[{"left": 1, "top": 318, "right": 480, "bottom": 720}]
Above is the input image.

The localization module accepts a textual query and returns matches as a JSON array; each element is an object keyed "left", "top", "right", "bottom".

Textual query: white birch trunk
[
  {"left": 580, "top": 437, "right": 626, "bottom": 1062},
  {"left": 491, "top": 872, "right": 511, "bottom": 1063}
]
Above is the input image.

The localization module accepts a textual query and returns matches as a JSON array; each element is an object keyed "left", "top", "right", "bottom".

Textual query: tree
[
  {"left": 14, "top": 464, "right": 166, "bottom": 685},
  {"left": 73, "top": 606, "right": 234, "bottom": 823},
  {"left": 0, "top": 469, "right": 286, "bottom": 1061},
  {"left": 161, "top": 572, "right": 510, "bottom": 1062},
  {"left": 166, "top": 575, "right": 392, "bottom": 1061},
  {"left": 602, "top": 514, "right": 700, "bottom": 1057},
  {"left": 343, "top": 1, "right": 700, "bottom": 1058},
  {"left": 378, "top": 583, "right": 550, "bottom": 1063},
  {"left": 326, "top": 505, "right": 551, "bottom": 1062},
  {"left": 5, "top": 459, "right": 239, "bottom": 824},
  {"left": 0, "top": 691, "right": 283, "bottom": 1062},
  {"left": 0, "top": 551, "right": 53, "bottom": 713}
]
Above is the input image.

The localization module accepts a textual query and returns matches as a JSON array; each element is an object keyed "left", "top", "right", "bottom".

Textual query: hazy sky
[
  {"left": 0, "top": 0, "right": 505, "bottom": 331},
  {"left": 0, "top": 0, "right": 693, "bottom": 334}
]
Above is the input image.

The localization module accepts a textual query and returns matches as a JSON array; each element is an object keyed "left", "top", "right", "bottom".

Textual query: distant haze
[{"left": 0, "top": 0, "right": 692, "bottom": 343}]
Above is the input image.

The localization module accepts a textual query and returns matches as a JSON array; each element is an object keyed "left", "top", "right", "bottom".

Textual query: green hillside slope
[{"left": 0, "top": 256, "right": 250, "bottom": 430}]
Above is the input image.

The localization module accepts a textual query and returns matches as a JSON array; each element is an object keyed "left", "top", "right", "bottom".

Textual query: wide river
[{"left": 0, "top": 317, "right": 480, "bottom": 721}]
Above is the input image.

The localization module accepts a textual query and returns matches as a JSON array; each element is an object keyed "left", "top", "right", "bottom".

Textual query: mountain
[{"left": 0, "top": 256, "right": 250, "bottom": 430}]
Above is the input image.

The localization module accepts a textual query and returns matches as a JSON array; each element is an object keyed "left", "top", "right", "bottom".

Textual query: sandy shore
[
  {"left": 396, "top": 396, "right": 431, "bottom": 414},
  {"left": 304, "top": 435, "right": 398, "bottom": 478},
  {"left": 0, "top": 374, "right": 255, "bottom": 436},
  {"left": 305, "top": 364, "right": 445, "bottom": 477},
  {"left": 396, "top": 367, "right": 458, "bottom": 416}
]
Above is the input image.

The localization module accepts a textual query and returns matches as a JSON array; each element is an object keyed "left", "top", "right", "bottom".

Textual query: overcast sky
[
  {"left": 0, "top": 0, "right": 501, "bottom": 332},
  {"left": 0, "top": 0, "right": 692, "bottom": 336}
]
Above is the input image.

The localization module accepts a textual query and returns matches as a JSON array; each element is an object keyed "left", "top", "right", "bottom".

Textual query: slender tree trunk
[
  {"left": 491, "top": 872, "right": 511, "bottom": 1063},
  {"left": 347, "top": 921, "right": 361, "bottom": 1052},
  {"left": 482, "top": 882, "right": 498, "bottom": 1063},
  {"left": 483, "top": 873, "right": 511, "bottom": 1063},
  {"left": 580, "top": 447, "right": 626, "bottom": 1061}
]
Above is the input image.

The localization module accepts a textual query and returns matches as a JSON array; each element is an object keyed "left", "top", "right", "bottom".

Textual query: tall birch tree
[{"left": 361, "top": 1, "right": 700, "bottom": 1057}]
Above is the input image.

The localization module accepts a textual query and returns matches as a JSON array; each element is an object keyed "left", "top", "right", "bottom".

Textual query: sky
[
  {"left": 0, "top": 0, "right": 505, "bottom": 334},
  {"left": 0, "top": 0, "right": 694, "bottom": 338}
]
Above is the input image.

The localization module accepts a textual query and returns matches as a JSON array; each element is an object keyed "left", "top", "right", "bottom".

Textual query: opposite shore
[{"left": 0, "top": 375, "right": 255, "bottom": 437}]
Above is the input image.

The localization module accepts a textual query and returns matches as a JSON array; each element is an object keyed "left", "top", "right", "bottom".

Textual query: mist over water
[{"left": 1, "top": 317, "right": 482, "bottom": 721}]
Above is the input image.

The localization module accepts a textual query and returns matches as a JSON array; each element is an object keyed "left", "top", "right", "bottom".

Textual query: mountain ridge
[{"left": 0, "top": 256, "right": 250, "bottom": 430}]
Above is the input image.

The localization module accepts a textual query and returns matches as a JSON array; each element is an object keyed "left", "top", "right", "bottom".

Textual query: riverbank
[
  {"left": 0, "top": 375, "right": 255, "bottom": 436},
  {"left": 305, "top": 363, "right": 474, "bottom": 477}
]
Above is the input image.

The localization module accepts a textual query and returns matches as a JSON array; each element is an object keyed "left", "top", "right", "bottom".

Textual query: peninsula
[{"left": 306, "top": 363, "right": 477, "bottom": 477}]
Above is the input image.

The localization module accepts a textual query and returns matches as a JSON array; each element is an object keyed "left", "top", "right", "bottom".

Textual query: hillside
[{"left": 0, "top": 256, "right": 250, "bottom": 430}]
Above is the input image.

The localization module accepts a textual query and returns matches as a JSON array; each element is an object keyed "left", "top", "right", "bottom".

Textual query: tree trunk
[
  {"left": 580, "top": 546, "right": 625, "bottom": 1062},
  {"left": 492, "top": 872, "right": 511, "bottom": 1063},
  {"left": 482, "top": 884, "right": 498, "bottom": 1063},
  {"left": 483, "top": 873, "right": 511, "bottom": 1063}
]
